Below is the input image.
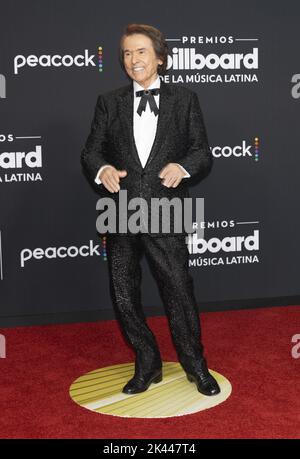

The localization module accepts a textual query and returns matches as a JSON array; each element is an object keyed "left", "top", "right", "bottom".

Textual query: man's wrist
[
  {"left": 175, "top": 163, "right": 191, "bottom": 178},
  {"left": 95, "top": 165, "right": 113, "bottom": 184}
]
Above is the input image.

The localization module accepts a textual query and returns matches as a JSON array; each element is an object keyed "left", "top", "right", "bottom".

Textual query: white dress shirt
[{"left": 95, "top": 75, "right": 190, "bottom": 184}]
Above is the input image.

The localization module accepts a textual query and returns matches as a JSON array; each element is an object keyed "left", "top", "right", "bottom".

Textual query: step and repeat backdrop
[{"left": 0, "top": 1, "right": 299, "bottom": 326}]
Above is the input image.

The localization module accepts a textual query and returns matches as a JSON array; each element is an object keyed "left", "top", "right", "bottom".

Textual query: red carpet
[{"left": 0, "top": 305, "right": 299, "bottom": 439}]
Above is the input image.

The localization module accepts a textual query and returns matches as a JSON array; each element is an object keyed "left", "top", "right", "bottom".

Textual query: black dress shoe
[
  {"left": 186, "top": 360, "right": 221, "bottom": 396},
  {"left": 122, "top": 368, "right": 163, "bottom": 394}
]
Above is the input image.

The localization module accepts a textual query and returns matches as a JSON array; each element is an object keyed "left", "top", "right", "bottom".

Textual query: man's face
[{"left": 123, "top": 33, "right": 163, "bottom": 89}]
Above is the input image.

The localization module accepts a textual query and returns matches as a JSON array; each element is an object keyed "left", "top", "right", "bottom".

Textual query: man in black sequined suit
[{"left": 81, "top": 24, "right": 220, "bottom": 396}]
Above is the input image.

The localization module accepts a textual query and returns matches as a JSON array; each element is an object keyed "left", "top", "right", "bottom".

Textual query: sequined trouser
[{"left": 106, "top": 233, "right": 205, "bottom": 375}]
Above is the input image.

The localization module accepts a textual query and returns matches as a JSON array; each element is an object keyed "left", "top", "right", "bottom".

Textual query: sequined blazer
[{"left": 80, "top": 79, "right": 213, "bottom": 236}]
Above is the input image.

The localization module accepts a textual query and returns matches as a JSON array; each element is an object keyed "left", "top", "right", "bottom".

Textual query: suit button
[{"left": 141, "top": 172, "right": 146, "bottom": 177}]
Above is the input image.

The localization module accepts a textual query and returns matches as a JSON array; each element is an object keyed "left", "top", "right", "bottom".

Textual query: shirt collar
[{"left": 133, "top": 74, "right": 161, "bottom": 96}]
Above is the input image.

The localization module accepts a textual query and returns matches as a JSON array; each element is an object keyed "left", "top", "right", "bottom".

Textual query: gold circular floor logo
[{"left": 69, "top": 361, "right": 232, "bottom": 418}]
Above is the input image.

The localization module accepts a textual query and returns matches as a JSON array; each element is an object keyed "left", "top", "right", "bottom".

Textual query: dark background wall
[{"left": 0, "top": 0, "right": 299, "bottom": 327}]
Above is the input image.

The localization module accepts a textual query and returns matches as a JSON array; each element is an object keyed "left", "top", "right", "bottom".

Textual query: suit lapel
[{"left": 118, "top": 79, "right": 175, "bottom": 170}]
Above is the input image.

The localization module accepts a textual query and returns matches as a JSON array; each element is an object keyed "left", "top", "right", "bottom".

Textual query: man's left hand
[{"left": 158, "top": 163, "right": 186, "bottom": 188}]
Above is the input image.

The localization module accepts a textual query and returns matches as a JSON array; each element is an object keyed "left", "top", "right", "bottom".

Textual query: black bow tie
[{"left": 135, "top": 88, "right": 160, "bottom": 116}]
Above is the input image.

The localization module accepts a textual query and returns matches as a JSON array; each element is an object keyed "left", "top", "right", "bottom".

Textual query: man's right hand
[{"left": 99, "top": 166, "right": 127, "bottom": 193}]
